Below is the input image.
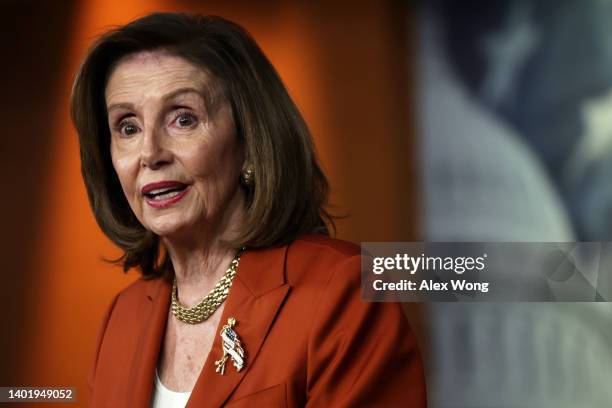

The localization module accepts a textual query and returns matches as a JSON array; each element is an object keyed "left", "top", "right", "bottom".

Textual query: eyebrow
[{"left": 106, "top": 87, "right": 204, "bottom": 113}]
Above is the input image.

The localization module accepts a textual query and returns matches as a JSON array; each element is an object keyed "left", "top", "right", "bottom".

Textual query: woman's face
[{"left": 105, "top": 51, "right": 244, "bottom": 241}]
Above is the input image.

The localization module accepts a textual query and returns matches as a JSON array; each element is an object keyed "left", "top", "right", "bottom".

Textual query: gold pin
[{"left": 214, "top": 317, "right": 246, "bottom": 375}]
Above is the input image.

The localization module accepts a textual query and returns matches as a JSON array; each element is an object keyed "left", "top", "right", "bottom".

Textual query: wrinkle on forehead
[{"left": 104, "top": 50, "right": 227, "bottom": 118}]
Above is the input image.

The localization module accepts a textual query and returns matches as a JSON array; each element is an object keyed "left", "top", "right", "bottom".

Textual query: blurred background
[
  {"left": 1, "top": 0, "right": 611, "bottom": 407},
  {"left": 420, "top": 0, "right": 612, "bottom": 406}
]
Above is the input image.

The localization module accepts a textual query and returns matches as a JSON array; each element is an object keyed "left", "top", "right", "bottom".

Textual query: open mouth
[
  {"left": 143, "top": 184, "right": 188, "bottom": 201},
  {"left": 141, "top": 181, "right": 190, "bottom": 208}
]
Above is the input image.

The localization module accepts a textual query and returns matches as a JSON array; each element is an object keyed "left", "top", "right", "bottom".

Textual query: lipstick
[{"left": 141, "top": 180, "right": 190, "bottom": 209}]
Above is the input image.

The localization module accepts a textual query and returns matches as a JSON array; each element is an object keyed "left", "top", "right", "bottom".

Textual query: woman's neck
[
  {"left": 162, "top": 190, "right": 245, "bottom": 307},
  {"left": 167, "top": 241, "right": 237, "bottom": 307}
]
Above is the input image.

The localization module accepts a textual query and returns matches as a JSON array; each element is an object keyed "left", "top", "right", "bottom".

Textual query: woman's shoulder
[
  {"left": 289, "top": 234, "right": 360, "bottom": 259},
  {"left": 106, "top": 274, "right": 167, "bottom": 313},
  {"left": 284, "top": 234, "right": 361, "bottom": 286}
]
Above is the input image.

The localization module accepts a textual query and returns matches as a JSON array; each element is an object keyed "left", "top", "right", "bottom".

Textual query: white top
[{"left": 150, "top": 368, "right": 191, "bottom": 408}]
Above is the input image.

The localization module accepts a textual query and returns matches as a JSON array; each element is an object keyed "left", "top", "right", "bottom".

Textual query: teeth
[
  {"left": 150, "top": 190, "right": 182, "bottom": 200},
  {"left": 148, "top": 187, "right": 176, "bottom": 195}
]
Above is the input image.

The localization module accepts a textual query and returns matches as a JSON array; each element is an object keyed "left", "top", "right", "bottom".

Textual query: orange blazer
[{"left": 88, "top": 235, "right": 426, "bottom": 407}]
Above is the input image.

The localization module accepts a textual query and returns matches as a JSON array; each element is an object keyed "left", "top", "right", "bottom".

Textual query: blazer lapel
[
  {"left": 127, "top": 276, "right": 172, "bottom": 407},
  {"left": 187, "top": 244, "right": 291, "bottom": 407}
]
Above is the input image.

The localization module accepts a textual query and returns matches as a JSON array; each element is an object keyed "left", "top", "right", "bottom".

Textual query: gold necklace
[{"left": 171, "top": 249, "right": 244, "bottom": 324}]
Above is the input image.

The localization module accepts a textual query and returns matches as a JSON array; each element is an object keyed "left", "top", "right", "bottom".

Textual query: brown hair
[{"left": 70, "top": 12, "right": 333, "bottom": 279}]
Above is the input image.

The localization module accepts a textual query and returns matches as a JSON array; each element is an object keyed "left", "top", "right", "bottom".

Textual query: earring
[{"left": 240, "top": 168, "right": 254, "bottom": 188}]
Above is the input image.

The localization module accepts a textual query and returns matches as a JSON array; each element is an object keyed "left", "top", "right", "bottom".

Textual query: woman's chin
[{"left": 145, "top": 218, "right": 196, "bottom": 240}]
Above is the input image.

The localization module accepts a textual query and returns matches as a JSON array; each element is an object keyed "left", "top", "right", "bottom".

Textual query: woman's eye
[
  {"left": 116, "top": 121, "right": 139, "bottom": 137},
  {"left": 174, "top": 111, "right": 198, "bottom": 128}
]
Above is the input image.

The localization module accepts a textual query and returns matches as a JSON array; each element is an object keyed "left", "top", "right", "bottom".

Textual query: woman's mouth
[{"left": 141, "top": 181, "right": 190, "bottom": 209}]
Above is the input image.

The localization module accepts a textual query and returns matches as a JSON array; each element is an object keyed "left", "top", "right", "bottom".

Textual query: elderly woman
[{"left": 70, "top": 12, "right": 425, "bottom": 407}]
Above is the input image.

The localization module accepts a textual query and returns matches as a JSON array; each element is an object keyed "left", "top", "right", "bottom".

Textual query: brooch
[{"left": 214, "top": 317, "right": 246, "bottom": 375}]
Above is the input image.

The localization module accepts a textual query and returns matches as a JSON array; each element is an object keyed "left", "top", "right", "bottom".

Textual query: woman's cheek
[
  {"left": 182, "top": 148, "right": 212, "bottom": 177},
  {"left": 111, "top": 155, "right": 138, "bottom": 202}
]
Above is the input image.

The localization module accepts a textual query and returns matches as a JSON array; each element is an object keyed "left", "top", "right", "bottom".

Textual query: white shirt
[{"left": 150, "top": 368, "right": 191, "bottom": 408}]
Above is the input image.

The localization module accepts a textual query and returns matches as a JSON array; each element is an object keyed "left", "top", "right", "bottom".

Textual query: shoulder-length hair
[{"left": 70, "top": 12, "right": 333, "bottom": 279}]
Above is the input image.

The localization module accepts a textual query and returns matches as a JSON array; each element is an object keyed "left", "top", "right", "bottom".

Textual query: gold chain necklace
[{"left": 171, "top": 249, "right": 244, "bottom": 324}]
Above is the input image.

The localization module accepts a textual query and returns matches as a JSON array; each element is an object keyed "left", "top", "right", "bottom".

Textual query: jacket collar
[
  {"left": 129, "top": 243, "right": 291, "bottom": 407},
  {"left": 143, "top": 242, "right": 289, "bottom": 301}
]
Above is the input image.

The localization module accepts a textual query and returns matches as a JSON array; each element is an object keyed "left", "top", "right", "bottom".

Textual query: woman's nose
[{"left": 140, "top": 127, "right": 172, "bottom": 169}]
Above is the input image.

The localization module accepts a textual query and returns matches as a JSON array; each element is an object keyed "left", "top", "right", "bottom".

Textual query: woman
[{"left": 71, "top": 12, "right": 425, "bottom": 407}]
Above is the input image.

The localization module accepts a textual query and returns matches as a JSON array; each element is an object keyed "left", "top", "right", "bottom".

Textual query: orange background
[{"left": 0, "top": 1, "right": 419, "bottom": 404}]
